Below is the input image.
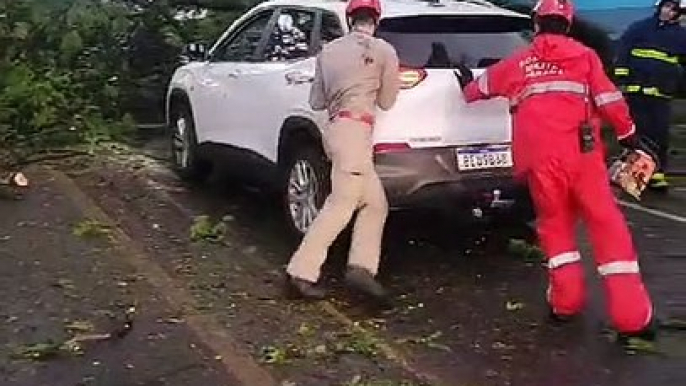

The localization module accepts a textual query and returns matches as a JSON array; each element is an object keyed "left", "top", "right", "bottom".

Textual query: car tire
[
  {"left": 169, "top": 101, "right": 212, "bottom": 183},
  {"left": 281, "top": 140, "right": 331, "bottom": 242}
]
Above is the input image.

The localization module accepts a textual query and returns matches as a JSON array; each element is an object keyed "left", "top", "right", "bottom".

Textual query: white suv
[{"left": 166, "top": 0, "right": 534, "bottom": 238}]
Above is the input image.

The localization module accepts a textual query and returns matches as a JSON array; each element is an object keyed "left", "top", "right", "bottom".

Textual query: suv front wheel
[
  {"left": 169, "top": 101, "right": 212, "bottom": 182},
  {"left": 282, "top": 142, "right": 331, "bottom": 240}
]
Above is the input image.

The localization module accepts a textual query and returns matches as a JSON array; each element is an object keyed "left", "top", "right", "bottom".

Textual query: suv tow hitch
[{"left": 472, "top": 189, "right": 516, "bottom": 219}]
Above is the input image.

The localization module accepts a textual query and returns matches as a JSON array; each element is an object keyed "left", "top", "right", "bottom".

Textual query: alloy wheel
[{"left": 287, "top": 159, "right": 321, "bottom": 234}]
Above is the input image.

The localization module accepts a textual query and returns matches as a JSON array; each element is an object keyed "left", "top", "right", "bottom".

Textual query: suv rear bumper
[{"left": 375, "top": 147, "right": 527, "bottom": 211}]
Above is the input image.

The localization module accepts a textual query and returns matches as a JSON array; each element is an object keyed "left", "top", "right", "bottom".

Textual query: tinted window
[
  {"left": 263, "top": 8, "right": 316, "bottom": 62},
  {"left": 376, "top": 15, "right": 532, "bottom": 69},
  {"left": 211, "top": 11, "right": 273, "bottom": 62},
  {"left": 320, "top": 12, "right": 344, "bottom": 44}
]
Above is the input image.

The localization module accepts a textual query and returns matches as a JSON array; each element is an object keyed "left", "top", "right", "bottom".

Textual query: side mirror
[{"left": 180, "top": 42, "right": 208, "bottom": 64}]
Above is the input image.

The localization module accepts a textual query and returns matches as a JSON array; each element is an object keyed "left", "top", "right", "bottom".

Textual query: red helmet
[
  {"left": 345, "top": 0, "right": 382, "bottom": 19},
  {"left": 533, "top": 0, "right": 575, "bottom": 24}
]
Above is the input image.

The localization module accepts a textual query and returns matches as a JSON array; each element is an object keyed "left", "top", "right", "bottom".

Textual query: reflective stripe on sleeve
[
  {"left": 630, "top": 48, "right": 679, "bottom": 65},
  {"left": 620, "top": 85, "right": 671, "bottom": 98},
  {"left": 594, "top": 91, "right": 624, "bottom": 106},
  {"left": 617, "top": 124, "right": 636, "bottom": 140},
  {"left": 547, "top": 251, "right": 582, "bottom": 270},
  {"left": 597, "top": 261, "right": 640, "bottom": 276}
]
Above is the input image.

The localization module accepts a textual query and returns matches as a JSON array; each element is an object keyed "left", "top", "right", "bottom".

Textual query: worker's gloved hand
[
  {"left": 618, "top": 133, "right": 639, "bottom": 149},
  {"left": 454, "top": 62, "right": 474, "bottom": 89}
]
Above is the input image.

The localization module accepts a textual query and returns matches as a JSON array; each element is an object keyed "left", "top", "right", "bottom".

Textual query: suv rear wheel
[
  {"left": 169, "top": 101, "right": 212, "bottom": 182},
  {"left": 282, "top": 141, "right": 331, "bottom": 240}
]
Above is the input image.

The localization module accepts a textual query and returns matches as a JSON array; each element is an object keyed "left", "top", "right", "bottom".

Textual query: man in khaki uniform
[{"left": 285, "top": 0, "right": 400, "bottom": 302}]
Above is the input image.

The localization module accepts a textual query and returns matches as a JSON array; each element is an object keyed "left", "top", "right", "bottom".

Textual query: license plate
[{"left": 456, "top": 145, "right": 513, "bottom": 171}]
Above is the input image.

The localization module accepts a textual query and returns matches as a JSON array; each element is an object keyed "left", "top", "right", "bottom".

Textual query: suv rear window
[{"left": 376, "top": 15, "right": 532, "bottom": 69}]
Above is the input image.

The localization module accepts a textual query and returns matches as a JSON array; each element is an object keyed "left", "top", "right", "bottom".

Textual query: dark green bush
[{"left": 0, "top": 0, "right": 247, "bottom": 159}]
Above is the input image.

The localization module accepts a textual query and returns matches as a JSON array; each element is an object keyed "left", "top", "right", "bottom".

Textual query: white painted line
[{"left": 619, "top": 200, "right": 686, "bottom": 224}]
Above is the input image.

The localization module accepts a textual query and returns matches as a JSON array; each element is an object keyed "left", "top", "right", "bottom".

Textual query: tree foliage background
[{"left": 0, "top": 0, "right": 257, "bottom": 158}]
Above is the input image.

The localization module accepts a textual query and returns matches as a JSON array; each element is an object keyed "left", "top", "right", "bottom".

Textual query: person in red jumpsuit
[{"left": 462, "top": 0, "right": 656, "bottom": 340}]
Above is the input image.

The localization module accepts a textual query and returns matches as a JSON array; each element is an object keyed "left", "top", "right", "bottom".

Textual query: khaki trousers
[{"left": 286, "top": 119, "right": 388, "bottom": 283}]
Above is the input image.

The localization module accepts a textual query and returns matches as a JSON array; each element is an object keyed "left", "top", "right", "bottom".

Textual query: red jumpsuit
[{"left": 464, "top": 33, "right": 653, "bottom": 334}]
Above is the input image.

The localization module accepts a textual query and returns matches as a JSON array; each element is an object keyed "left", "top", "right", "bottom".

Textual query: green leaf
[{"left": 60, "top": 30, "right": 84, "bottom": 58}]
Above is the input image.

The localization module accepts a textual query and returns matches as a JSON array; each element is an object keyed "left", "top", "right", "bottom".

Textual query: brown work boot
[
  {"left": 345, "top": 266, "right": 389, "bottom": 302},
  {"left": 285, "top": 275, "right": 326, "bottom": 300}
]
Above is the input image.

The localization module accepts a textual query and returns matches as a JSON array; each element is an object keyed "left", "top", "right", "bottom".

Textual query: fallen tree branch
[{"left": 10, "top": 307, "right": 135, "bottom": 361}]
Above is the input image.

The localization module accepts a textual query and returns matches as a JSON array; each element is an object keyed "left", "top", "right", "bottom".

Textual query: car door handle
[{"left": 285, "top": 71, "right": 314, "bottom": 85}]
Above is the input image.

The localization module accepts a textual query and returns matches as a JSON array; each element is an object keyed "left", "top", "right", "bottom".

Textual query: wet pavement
[
  {"left": 5, "top": 139, "right": 686, "bottom": 385},
  {"left": 0, "top": 168, "right": 236, "bottom": 386}
]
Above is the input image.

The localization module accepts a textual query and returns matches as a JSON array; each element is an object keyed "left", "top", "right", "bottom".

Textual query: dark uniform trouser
[{"left": 626, "top": 94, "right": 671, "bottom": 171}]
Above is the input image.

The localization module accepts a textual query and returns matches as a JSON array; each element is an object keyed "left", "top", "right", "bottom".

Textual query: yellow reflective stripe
[
  {"left": 621, "top": 85, "right": 672, "bottom": 98},
  {"left": 598, "top": 261, "right": 640, "bottom": 276},
  {"left": 630, "top": 48, "right": 679, "bottom": 64},
  {"left": 614, "top": 67, "right": 630, "bottom": 76},
  {"left": 642, "top": 86, "right": 669, "bottom": 97}
]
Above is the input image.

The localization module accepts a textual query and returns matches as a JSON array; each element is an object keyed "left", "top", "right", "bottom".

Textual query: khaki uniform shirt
[{"left": 309, "top": 30, "right": 400, "bottom": 173}]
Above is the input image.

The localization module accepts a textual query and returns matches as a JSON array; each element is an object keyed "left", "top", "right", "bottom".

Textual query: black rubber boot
[
  {"left": 285, "top": 276, "right": 326, "bottom": 300},
  {"left": 617, "top": 317, "right": 659, "bottom": 345},
  {"left": 345, "top": 266, "right": 391, "bottom": 307},
  {"left": 547, "top": 305, "right": 577, "bottom": 325}
]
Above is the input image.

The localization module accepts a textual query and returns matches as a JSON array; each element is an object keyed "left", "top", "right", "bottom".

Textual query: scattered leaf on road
[
  {"left": 259, "top": 345, "right": 288, "bottom": 365},
  {"left": 508, "top": 238, "right": 545, "bottom": 262},
  {"left": 396, "top": 331, "right": 451, "bottom": 352},
  {"left": 190, "top": 215, "right": 226, "bottom": 243},
  {"left": 73, "top": 219, "right": 111, "bottom": 238},
  {"left": 623, "top": 337, "right": 661, "bottom": 355},
  {"left": 506, "top": 301, "right": 525, "bottom": 311},
  {"left": 65, "top": 320, "right": 95, "bottom": 333}
]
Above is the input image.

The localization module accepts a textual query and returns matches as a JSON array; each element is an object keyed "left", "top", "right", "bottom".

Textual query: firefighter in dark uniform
[{"left": 613, "top": 0, "right": 686, "bottom": 190}]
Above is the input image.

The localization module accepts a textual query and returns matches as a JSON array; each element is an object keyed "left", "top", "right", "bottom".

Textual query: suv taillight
[
  {"left": 399, "top": 66, "right": 427, "bottom": 89},
  {"left": 374, "top": 142, "right": 411, "bottom": 154}
]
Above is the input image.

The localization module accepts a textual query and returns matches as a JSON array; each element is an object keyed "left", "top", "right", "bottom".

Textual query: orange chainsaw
[{"left": 608, "top": 139, "right": 659, "bottom": 201}]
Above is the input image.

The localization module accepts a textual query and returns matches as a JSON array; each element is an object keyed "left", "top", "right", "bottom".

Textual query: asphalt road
[
  {"left": 0, "top": 168, "right": 238, "bottom": 386},
  {"left": 5, "top": 139, "right": 686, "bottom": 386}
]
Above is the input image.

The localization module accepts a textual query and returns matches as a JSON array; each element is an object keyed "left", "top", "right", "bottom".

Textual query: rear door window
[{"left": 376, "top": 15, "right": 532, "bottom": 69}]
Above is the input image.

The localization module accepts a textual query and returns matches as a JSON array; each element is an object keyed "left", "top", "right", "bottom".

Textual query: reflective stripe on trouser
[
  {"left": 621, "top": 85, "right": 671, "bottom": 98},
  {"left": 598, "top": 260, "right": 653, "bottom": 333},
  {"left": 286, "top": 120, "right": 389, "bottom": 283},
  {"left": 529, "top": 154, "right": 653, "bottom": 333},
  {"left": 546, "top": 251, "right": 586, "bottom": 316}
]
